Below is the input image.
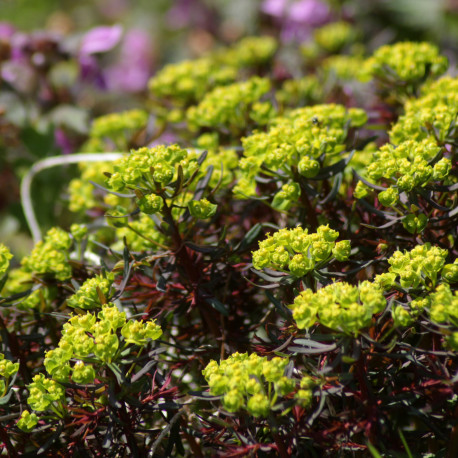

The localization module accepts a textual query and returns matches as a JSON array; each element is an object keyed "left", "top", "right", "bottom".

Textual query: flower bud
[
  {"left": 188, "top": 198, "right": 217, "bottom": 219},
  {"left": 298, "top": 156, "right": 320, "bottom": 178},
  {"left": 442, "top": 262, "right": 458, "bottom": 283},
  {"left": 0, "top": 244, "right": 13, "bottom": 276},
  {"left": 378, "top": 188, "right": 399, "bottom": 207},
  {"left": 70, "top": 224, "right": 88, "bottom": 242},
  {"left": 433, "top": 157, "right": 452, "bottom": 180},
  {"left": 332, "top": 240, "right": 351, "bottom": 261},
  {"left": 353, "top": 181, "right": 369, "bottom": 199},
  {"left": 17, "top": 410, "right": 38, "bottom": 432},
  {"left": 392, "top": 305, "right": 413, "bottom": 327},
  {"left": 137, "top": 194, "right": 164, "bottom": 214},
  {"left": 402, "top": 214, "right": 428, "bottom": 234}
]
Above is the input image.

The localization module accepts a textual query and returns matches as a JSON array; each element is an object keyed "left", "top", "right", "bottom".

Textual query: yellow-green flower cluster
[
  {"left": 67, "top": 272, "right": 115, "bottom": 310},
  {"left": 121, "top": 319, "right": 163, "bottom": 345},
  {"left": 90, "top": 109, "right": 148, "bottom": 138},
  {"left": 21, "top": 228, "right": 72, "bottom": 281},
  {"left": 235, "top": 104, "right": 366, "bottom": 199},
  {"left": 202, "top": 352, "right": 303, "bottom": 417},
  {"left": 391, "top": 304, "right": 414, "bottom": 327},
  {"left": 199, "top": 147, "right": 239, "bottom": 188},
  {"left": 392, "top": 279, "right": 458, "bottom": 332},
  {"left": 188, "top": 198, "right": 217, "bottom": 219},
  {"left": 0, "top": 354, "right": 19, "bottom": 379},
  {"left": 72, "top": 360, "right": 96, "bottom": 385},
  {"left": 290, "top": 281, "right": 385, "bottom": 334},
  {"left": 137, "top": 193, "right": 163, "bottom": 214},
  {"left": 322, "top": 55, "right": 367, "bottom": 81},
  {"left": 374, "top": 243, "right": 451, "bottom": 291},
  {"left": 428, "top": 283, "right": 458, "bottom": 327},
  {"left": 106, "top": 144, "right": 199, "bottom": 192},
  {"left": 0, "top": 268, "right": 31, "bottom": 297},
  {"left": 442, "top": 259, "right": 458, "bottom": 284},
  {"left": 389, "top": 76, "right": 458, "bottom": 145},
  {"left": 187, "top": 77, "right": 274, "bottom": 131},
  {"left": 43, "top": 303, "right": 162, "bottom": 386},
  {"left": 0, "top": 353, "right": 19, "bottom": 397},
  {"left": 295, "top": 375, "right": 316, "bottom": 407},
  {"left": 70, "top": 223, "right": 88, "bottom": 242},
  {"left": 252, "top": 225, "right": 350, "bottom": 277},
  {"left": 149, "top": 36, "right": 276, "bottom": 112},
  {"left": 363, "top": 42, "right": 448, "bottom": 85},
  {"left": 354, "top": 75, "right": 454, "bottom": 234},
  {"left": 148, "top": 57, "right": 237, "bottom": 106},
  {"left": 365, "top": 139, "right": 447, "bottom": 195},
  {"left": 215, "top": 36, "right": 277, "bottom": 68},
  {"left": 276, "top": 76, "right": 323, "bottom": 108},
  {"left": 27, "top": 373, "right": 65, "bottom": 412},
  {"left": 17, "top": 410, "right": 39, "bottom": 432},
  {"left": 271, "top": 182, "right": 301, "bottom": 211},
  {"left": 0, "top": 244, "right": 12, "bottom": 277},
  {"left": 313, "top": 21, "right": 357, "bottom": 53}
]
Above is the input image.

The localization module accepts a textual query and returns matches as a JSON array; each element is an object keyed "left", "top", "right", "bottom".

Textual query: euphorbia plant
[{"left": 0, "top": 22, "right": 457, "bottom": 458}]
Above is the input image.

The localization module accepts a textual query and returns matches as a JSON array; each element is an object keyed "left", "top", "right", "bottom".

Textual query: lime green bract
[
  {"left": 148, "top": 57, "right": 236, "bottom": 106},
  {"left": 0, "top": 244, "right": 13, "bottom": 277},
  {"left": 214, "top": 36, "right": 277, "bottom": 68},
  {"left": 202, "top": 352, "right": 312, "bottom": 417},
  {"left": 235, "top": 104, "right": 366, "bottom": 202},
  {"left": 390, "top": 76, "right": 458, "bottom": 145},
  {"left": 17, "top": 410, "right": 38, "bottom": 432},
  {"left": 21, "top": 228, "right": 73, "bottom": 281},
  {"left": 289, "top": 281, "right": 385, "bottom": 334},
  {"left": 106, "top": 144, "right": 199, "bottom": 192},
  {"left": 374, "top": 243, "right": 451, "bottom": 291},
  {"left": 91, "top": 109, "right": 148, "bottom": 138},
  {"left": 67, "top": 273, "right": 115, "bottom": 310},
  {"left": 364, "top": 41, "right": 448, "bottom": 85},
  {"left": 252, "top": 225, "right": 350, "bottom": 277},
  {"left": 187, "top": 77, "right": 274, "bottom": 132},
  {"left": 314, "top": 21, "right": 357, "bottom": 53}
]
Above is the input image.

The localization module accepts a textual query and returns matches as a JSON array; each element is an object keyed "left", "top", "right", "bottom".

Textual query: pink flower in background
[
  {"left": 78, "top": 25, "right": 123, "bottom": 89},
  {"left": 262, "top": 0, "right": 330, "bottom": 42},
  {"left": 262, "top": 0, "right": 288, "bottom": 17},
  {"left": 54, "top": 128, "right": 74, "bottom": 155},
  {"left": 78, "top": 25, "right": 154, "bottom": 92},
  {"left": 149, "top": 131, "right": 178, "bottom": 147},
  {"left": 105, "top": 29, "right": 154, "bottom": 92},
  {"left": 0, "top": 22, "right": 15, "bottom": 40},
  {"left": 79, "top": 24, "right": 123, "bottom": 56}
]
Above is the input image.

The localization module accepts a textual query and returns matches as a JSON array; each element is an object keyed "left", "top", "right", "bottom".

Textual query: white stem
[{"left": 21, "top": 152, "right": 125, "bottom": 243}]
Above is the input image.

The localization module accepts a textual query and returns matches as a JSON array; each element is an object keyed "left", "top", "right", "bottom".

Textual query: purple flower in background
[
  {"left": 0, "top": 27, "right": 36, "bottom": 92},
  {"left": 54, "top": 128, "right": 74, "bottom": 155},
  {"left": 79, "top": 24, "right": 123, "bottom": 88},
  {"left": 262, "top": 0, "right": 288, "bottom": 17},
  {"left": 149, "top": 131, "right": 178, "bottom": 147},
  {"left": 262, "top": 0, "right": 330, "bottom": 42},
  {"left": 105, "top": 29, "right": 154, "bottom": 92},
  {"left": 80, "top": 24, "right": 123, "bottom": 56},
  {"left": 0, "top": 22, "right": 15, "bottom": 40}
]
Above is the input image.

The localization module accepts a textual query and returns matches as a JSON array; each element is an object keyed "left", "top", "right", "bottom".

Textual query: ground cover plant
[{"left": 0, "top": 3, "right": 457, "bottom": 457}]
